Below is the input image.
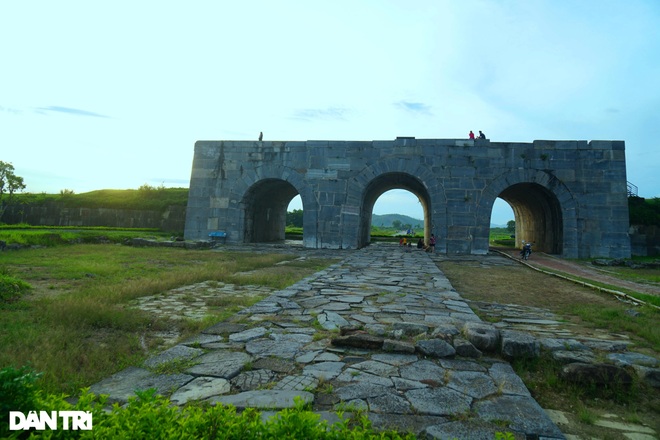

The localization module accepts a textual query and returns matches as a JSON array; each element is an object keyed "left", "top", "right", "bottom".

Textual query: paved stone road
[{"left": 91, "top": 244, "right": 566, "bottom": 439}]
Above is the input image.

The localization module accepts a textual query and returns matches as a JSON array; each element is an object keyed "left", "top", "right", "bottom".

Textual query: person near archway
[
  {"left": 426, "top": 234, "right": 436, "bottom": 253},
  {"left": 469, "top": 130, "right": 475, "bottom": 140},
  {"left": 478, "top": 130, "right": 486, "bottom": 139},
  {"left": 259, "top": 132, "right": 263, "bottom": 141}
]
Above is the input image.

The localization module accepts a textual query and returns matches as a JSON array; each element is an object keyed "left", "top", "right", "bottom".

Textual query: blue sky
[{"left": 2, "top": 1, "right": 658, "bottom": 225}]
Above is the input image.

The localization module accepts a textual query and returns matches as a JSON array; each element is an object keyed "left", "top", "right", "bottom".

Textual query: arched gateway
[{"left": 185, "top": 137, "right": 631, "bottom": 259}]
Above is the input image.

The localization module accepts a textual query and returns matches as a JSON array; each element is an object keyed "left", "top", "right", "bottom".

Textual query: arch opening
[
  {"left": 498, "top": 183, "right": 563, "bottom": 254},
  {"left": 242, "top": 179, "right": 299, "bottom": 243},
  {"left": 359, "top": 173, "right": 432, "bottom": 248}
]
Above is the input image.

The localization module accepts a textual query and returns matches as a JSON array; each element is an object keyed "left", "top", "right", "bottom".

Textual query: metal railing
[{"left": 627, "top": 181, "right": 638, "bottom": 197}]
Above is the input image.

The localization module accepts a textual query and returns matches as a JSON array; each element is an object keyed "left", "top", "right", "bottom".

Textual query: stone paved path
[{"left": 91, "top": 244, "right": 567, "bottom": 439}]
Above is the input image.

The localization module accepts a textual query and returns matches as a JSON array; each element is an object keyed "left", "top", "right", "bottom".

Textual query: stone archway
[
  {"left": 499, "top": 183, "right": 563, "bottom": 254},
  {"left": 358, "top": 172, "right": 432, "bottom": 248},
  {"left": 242, "top": 178, "right": 299, "bottom": 243},
  {"left": 477, "top": 169, "right": 579, "bottom": 257}
]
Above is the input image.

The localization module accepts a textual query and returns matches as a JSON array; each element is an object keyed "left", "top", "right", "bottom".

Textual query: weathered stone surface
[
  {"left": 302, "top": 361, "right": 345, "bottom": 380},
  {"left": 369, "top": 414, "right": 448, "bottom": 437},
  {"left": 416, "top": 339, "right": 456, "bottom": 358},
  {"left": 393, "top": 322, "right": 429, "bottom": 336},
  {"left": 368, "top": 393, "right": 412, "bottom": 414},
  {"left": 185, "top": 351, "right": 252, "bottom": 379},
  {"left": 488, "top": 363, "right": 531, "bottom": 397},
  {"left": 400, "top": 360, "right": 446, "bottom": 383},
  {"left": 462, "top": 322, "right": 500, "bottom": 352},
  {"left": 89, "top": 367, "right": 193, "bottom": 404},
  {"left": 424, "top": 420, "right": 510, "bottom": 440},
  {"left": 500, "top": 330, "right": 540, "bottom": 359},
  {"left": 335, "top": 369, "right": 394, "bottom": 387},
  {"left": 252, "top": 357, "right": 296, "bottom": 373},
  {"left": 331, "top": 333, "right": 384, "bottom": 350},
  {"left": 405, "top": 387, "right": 472, "bottom": 416},
  {"left": 273, "top": 375, "right": 319, "bottom": 391},
  {"left": 631, "top": 365, "right": 660, "bottom": 388},
  {"left": 202, "top": 322, "right": 248, "bottom": 335},
  {"left": 169, "top": 377, "right": 231, "bottom": 404},
  {"left": 230, "top": 369, "right": 277, "bottom": 391},
  {"left": 453, "top": 337, "right": 482, "bottom": 358},
  {"left": 228, "top": 326, "right": 268, "bottom": 343},
  {"left": 334, "top": 383, "right": 393, "bottom": 401},
  {"left": 245, "top": 334, "right": 312, "bottom": 358},
  {"left": 551, "top": 350, "right": 596, "bottom": 365},
  {"left": 209, "top": 390, "right": 314, "bottom": 409},
  {"left": 350, "top": 360, "right": 398, "bottom": 377},
  {"left": 539, "top": 337, "right": 589, "bottom": 352},
  {"left": 607, "top": 352, "right": 659, "bottom": 368},
  {"left": 560, "top": 362, "right": 634, "bottom": 386},
  {"left": 372, "top": 353, "right": 418, "bottom": 366},
  {"left": 445, "top": 371, "right": 498, "bottom": 399},
  {"left": 383, "top": 339, "right": 415, "bottom": 353},
  {"left": 143, "top": 344, "right": 204, "bottom": 369},
  {"left": 318, "top": 311, "right": 350, "bottom": 330},
  {"left": 474, "top": 395, "right": 565, "bottom": 439}
]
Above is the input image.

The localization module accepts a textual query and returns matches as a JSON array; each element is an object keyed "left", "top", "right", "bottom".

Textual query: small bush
[
  {"left": 0, "top": 366, "right": 42, "bottom": 437},
  {"left": 0, "top": 273, "right": 31, "bottom": 303}
]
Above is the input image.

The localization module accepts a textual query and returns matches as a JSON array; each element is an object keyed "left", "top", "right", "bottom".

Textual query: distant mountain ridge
[
  {"left": 372, "top": 213, "right": 507, "bottom": 229},
  {"left": 372, "top": 213, "right": 423, "bottom": 228}
]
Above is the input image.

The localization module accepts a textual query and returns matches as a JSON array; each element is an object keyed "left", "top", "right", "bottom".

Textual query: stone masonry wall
[
  {"left": 184, "top": 138, "right": 631, "bottom": 259},
  {"left": 2, "top": 203, "right": 186, "bottom": 233}
]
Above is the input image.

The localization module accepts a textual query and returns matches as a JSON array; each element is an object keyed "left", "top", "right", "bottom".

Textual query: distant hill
[
  {"left": 372, "top": 213, "right": 507, "bottom": 229},
  {"left": 372, "top": 213, "right": 423, "bottom": 228}
]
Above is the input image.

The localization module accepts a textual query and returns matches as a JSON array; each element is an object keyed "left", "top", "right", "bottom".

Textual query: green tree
[
  {"left": 286, "top": 209, "right": 303, "bottom": 227},
  {"left": 392, "top": 219, "right": 402, "bottom": 229},
  {"left": 0, "top": 161, "right": 26, "bottom": 220},
  {"left": 506, "top": 220, "right": 515, "bottom": 233}
]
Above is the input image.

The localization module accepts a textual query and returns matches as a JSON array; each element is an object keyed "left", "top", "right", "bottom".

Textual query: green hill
[{"left": 372, "top": 213, "right": 423, "bottom": 229}]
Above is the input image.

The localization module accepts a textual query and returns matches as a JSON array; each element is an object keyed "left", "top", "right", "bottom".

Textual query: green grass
[
  {"left": 0, "top": 243, "right": 335, "bottom": 395},
  {"left": 564, "top": 304, "right": 660, "bottom": 351},
  {"left": 0, "top": 226, "right": 170, "bottom": 247}
]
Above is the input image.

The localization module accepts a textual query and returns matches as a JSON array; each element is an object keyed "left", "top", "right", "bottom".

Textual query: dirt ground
[{"left": 436, "top": 250, "right": 659, "bottom": 440}]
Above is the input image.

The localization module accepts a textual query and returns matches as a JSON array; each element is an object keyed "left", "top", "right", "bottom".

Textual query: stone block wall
[
  {"left": 2, "top": 203, "right": 186, "bottom": 233},
  {"left": 184, "top": 138, "right": 631, "bottom": 258}
]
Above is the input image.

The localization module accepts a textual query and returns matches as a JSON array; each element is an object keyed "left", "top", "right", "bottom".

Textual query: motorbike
[{"left": 520, "top": 242, "right": 532, "bottom": 260}]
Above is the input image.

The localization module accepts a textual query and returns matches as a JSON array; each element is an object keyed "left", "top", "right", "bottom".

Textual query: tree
[
  {"left": 0, "top": 161, "right": 26, "bottom": 220},
  {"left": 286, "top": 209, "right": 303, "bottom": 227},
  {"left": 506, "top": 220, "right": 515, "bottom": 233},
  {"left": 392, "top": 219, "right": 402, "bottom": 229}
]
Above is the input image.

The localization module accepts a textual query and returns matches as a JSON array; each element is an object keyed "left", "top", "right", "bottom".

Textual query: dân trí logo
[{"left": 9, "top": 411, "right": 92, "bottom": 431}]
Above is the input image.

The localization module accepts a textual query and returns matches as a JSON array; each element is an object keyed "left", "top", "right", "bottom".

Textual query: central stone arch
[
  {"left": 358, "top": 172, "right": 433, "bottom": 248},
  {"left": 343, "top": 156, "right": 446, "bottom": 251}
]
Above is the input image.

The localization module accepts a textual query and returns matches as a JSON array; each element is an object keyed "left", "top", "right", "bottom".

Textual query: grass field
[{"left": 0, "top": 240, "right": 335, "bottom": 394}]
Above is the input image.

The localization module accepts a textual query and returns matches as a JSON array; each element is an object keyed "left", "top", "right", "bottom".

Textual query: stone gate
[{"left": 184, "top": 137, "right": 631, "bottom": 258}]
